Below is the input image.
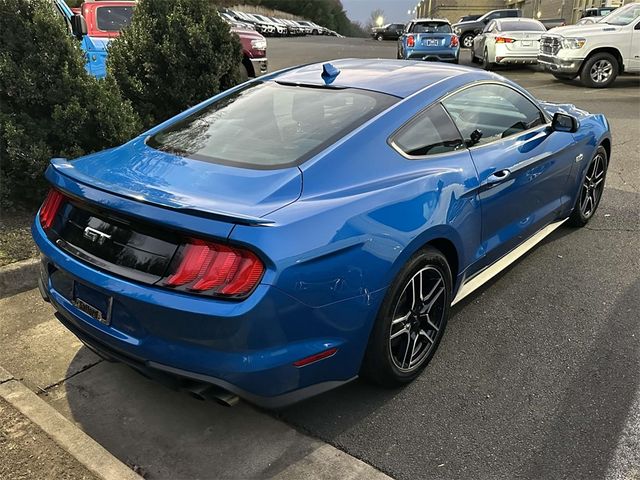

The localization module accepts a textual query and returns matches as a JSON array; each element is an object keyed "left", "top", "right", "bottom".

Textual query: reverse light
[
  {"left": 450, "top": 35, "right": 459, "bottom": 47},
  {"left": 164, "top": 239, "right": 264, "bottom": 298},
  {"left": 39, "top": 188, "right": 65, "bottom": 230},
  {"left": 293, "top": 348, "right": 338, "bottom": 367},
  {"left": 495, "top": 37, "right": 516, "bottom": 43},
  {"left": 407, "top": 35, "right": 415, "bottom": 47}
]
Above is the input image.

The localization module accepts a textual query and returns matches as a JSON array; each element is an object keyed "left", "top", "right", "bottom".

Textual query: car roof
[
  {"left": 272, "top": 59, "right": 488, "bottom": 98},
  {"left": 411, "top": 18, "right": 450, "bottom": 23}
]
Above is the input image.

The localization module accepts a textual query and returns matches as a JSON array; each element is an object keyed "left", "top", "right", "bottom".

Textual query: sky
[{"left": 342, "top": 0, "right": 418, "bottom": 24}]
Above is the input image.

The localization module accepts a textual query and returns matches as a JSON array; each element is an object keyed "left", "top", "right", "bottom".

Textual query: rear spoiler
[{"left": 47, "top": 158, "right": 275, "bottom": 226}]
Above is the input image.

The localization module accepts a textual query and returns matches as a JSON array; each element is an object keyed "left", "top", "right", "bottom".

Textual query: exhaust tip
[{"left": 184, "top": 383, "right": 239, "bottom": 406}]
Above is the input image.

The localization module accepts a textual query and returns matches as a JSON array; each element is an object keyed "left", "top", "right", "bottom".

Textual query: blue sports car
[{"left": 33, "top": 59, "right": 610, "bottom": 407}]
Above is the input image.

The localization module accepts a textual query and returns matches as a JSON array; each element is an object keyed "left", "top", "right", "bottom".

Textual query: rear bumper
[
  {"left": 33, "top": 219, "right": 383, "bottom": 408},
  {"left": 538, "top": 54, "right": 583, "bottom": 74},
  {"left": 404, "top": 48, "right": 459, "bottom": 62}
]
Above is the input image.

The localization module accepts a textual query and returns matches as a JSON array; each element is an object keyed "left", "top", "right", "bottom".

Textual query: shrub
[
  {"left": 108, "top": 0, "right": 242, "bottom": 129},
  {"left": 0, "top": 0, "right": 141, "bottom": 207}
]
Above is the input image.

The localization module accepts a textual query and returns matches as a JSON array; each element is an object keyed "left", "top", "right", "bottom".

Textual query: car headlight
[
  {"left": 560, "top": 37, "right": 586, "bottom": 49},
  {"left": 251, "top": 39, "right": 267, "bottom": 50}
]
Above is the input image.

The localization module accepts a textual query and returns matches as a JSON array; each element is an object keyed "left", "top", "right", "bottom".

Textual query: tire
[
  {"left": 482, "top": 48, "right": 493, "bottom": 71},
  {"left": 376, "top": 33, "right": 384, "bottom": 41},
  {"left": 397, "top": 49, "right": 403, "bottom": 60},
  {"left": 580, "top": 53, "right": 618, "bottom": 88},
  {"left": 461, "top": 33, "right": 474, "bottom": 49},
  {"left": 361, "top": 247, "right": 452, "bottom": 387},
  {"left": 552, "top": 72, "right": 577, "bottom": 81},
  {"left": 568, "top": 146, "right": 608, "bottom": 227},
  {"left": 239, "top": 62, "right": 250, "bottom": 83}
]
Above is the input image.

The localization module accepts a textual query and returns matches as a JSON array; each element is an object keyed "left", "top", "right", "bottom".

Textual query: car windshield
[
  {"left": 410, "top": 22, "right": 451, "bottom": 33},
  {"left": 96, "top": 6, "right": 133, "bottom": 31},
  {"left": 499, "top": 20, "right": 545, "bottom": 31},
  {"left": 147, "top": 82, "right": 397, "bottom": 168},
  {"left": 602, "top": 3, "right": 640, "bottom": 25}
]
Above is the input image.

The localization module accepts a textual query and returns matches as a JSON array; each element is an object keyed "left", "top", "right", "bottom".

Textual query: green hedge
[
  {"left": 0, "top": 0, "right": 140, "bottom": 207},
  {"left": 108, "top": 0, "right": 243, "bottom": 129}
]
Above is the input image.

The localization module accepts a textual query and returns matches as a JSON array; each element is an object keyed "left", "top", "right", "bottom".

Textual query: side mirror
[
  {"left": 551, "top": 112, "right": 579, "bottom": 133},
  {"left": 71, "top": 14, "right": 87, "bottom": 39}
]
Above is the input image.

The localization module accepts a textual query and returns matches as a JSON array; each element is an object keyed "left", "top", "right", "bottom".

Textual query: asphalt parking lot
[{"left": 1, "top": 36, "right": 639, "bottom": 480}]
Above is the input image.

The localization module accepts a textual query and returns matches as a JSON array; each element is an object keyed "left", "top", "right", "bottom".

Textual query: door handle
[{"left": 485, "top": 169, "right": 511, "bottom": 186}]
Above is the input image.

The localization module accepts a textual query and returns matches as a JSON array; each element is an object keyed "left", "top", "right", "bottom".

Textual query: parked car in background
[
  {"left": 540, "top": 18, "right": 566, "bottom": 29},
  {"left": 472, "top": 18, "right": 546, "bottom": 69},
  {"left": 371, "top": 23, "right": 405, "bottom": 41},
  {"left": 33, "top": 59, "right": 611, "bottom": 407},
  {"left": 582, "top": 6, "right": 617, "bottom": 17},
  {"left": 297, "top": 20, "right": 325, "bottom": 35},
  {"left": 54, "top": 0, "right": 134, "bottom": 78},
  {"left": 458, "top": 14, "right": 481, "bottom": 23},
  {"left": 398, "top": 19, "right": 459, "bottom": 63},
  {"left": 577, "top": 16, "right": 602, "bottom": 25},
  {"left": 219, "top": 12, "right": 255, "bottom": 31},
  {"left": 538, "top": 2, "right": 640, "bottom": 87},
  {"left": 453, "top": 9, "right": 521, "bottom": 48},
  {"left": 251, "top": 13, "right": 287, "bottom": 36}
]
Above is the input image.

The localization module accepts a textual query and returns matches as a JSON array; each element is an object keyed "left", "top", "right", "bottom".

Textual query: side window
[
  {"left": 391, "top": 104, "right": 464, "bottom": 157},
  {"left": 483, "top": 21, "right": 494, "bottom": 33},
  {"left": 442, "top": 84, "right": 545, "bottom": 147}
]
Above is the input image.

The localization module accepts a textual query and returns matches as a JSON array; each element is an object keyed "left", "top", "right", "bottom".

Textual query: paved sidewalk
[
  {"left": 0, "top": 397, "right": 97, "bottom": 480},
  {"left": 0, "top": 289, "right": 392, "bottom": 480}
]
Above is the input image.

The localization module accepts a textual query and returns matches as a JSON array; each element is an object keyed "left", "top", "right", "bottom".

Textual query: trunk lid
[
  {"left": 414, "top": 33, "right": 454, "bottom": 48},
  {"left": 52, "top": 140, "right": 302, "bottom": 223},
  {"left": 498, "top": 31, "right": 543, "bottom": 51}
]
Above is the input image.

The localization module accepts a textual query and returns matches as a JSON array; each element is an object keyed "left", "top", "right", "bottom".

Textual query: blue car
[
  {"left": 33, "top": 60, "right": 611, "bottom": 407},
  {"left": 398, "top": 19, "right": 460, "bottom": 63}
]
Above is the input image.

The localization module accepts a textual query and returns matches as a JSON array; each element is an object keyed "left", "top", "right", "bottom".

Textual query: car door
[
  {"left": 442, "top": 83, "right": 578, "bottom": 266},
  {"left": 630, "top": 19, "right": 640, "bottom": 71}
]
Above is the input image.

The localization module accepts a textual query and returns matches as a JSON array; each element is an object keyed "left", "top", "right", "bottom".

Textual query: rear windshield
[
  {"left": 410, "top": 22, "right": 451, "bottom": 33},
  {"left": 96, "top": 6, "right": 133, "bottom": 31},
  {"left": 499, "top": 20, "right": 545, "bottom": 31},
  {"left": 147, "top": 82, "right": 397, "bottom": 169}
]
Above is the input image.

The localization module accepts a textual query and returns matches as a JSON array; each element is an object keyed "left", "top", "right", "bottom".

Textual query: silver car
[{"left": 471, "top": 18, "right": 546, "bottom": 69}]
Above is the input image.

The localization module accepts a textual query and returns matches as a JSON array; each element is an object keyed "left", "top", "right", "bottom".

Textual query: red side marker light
[
  {"left": 293, "top": 347, "right": 338, "bottom": 367},
  {"left": 407, "top": 35, "right": 415, "bottom": 47}
]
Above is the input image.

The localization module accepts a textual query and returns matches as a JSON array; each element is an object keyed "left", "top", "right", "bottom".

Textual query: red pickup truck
[{"left": 68, "top": 1, "right": 267, "bottom": 79}]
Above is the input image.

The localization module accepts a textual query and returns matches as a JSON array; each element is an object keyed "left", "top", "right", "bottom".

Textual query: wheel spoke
[
  {"left": 422, "top": 280, "right": 444, "bottom": 314},
  {"left": 424, "top": 314, "right": 440, "bottom": 332},
  {"left": 419, "top": 329, "right": 435, "bottom": 344},
  {"left": 407, "top": 333, "right": 420, "bottom": 367},
  {"left": 390, "top": 325, "right": 410, "bottom": 340},
  {"left": 401, "top": 333, "right": 413, "bottom": 368},
  {"left": 392, "top": 312, "right": 411, "bottom": 325}
]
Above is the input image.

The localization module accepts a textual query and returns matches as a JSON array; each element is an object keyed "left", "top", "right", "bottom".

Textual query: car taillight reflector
[
  {"left": 293, "top": 347, "right": 338, "bottom": 367},
  {"left": 495, "top": 37, "right": 516, "bottom": 43},
  {"left": 39, "top": 188, "right": 65, "bottom": 230},
  {"left": 450, "top": 35, "right": 459, "bottom": 47},
  {"left": 407, "top": 35, "right": 415, "bottom": 47},
  {"left": 165, "top": 239, "right": 264, "bottom": 297}
]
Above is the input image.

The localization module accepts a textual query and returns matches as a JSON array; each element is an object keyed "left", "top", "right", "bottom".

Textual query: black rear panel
[{"left": 48, "top": 198, "right": 180, "bottom": 284}]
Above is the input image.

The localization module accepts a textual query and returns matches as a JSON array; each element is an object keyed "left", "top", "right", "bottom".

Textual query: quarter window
[
  {"left": 442, "top": 84, "right": 545, "bottom": 147},
  {"left": 392, "top": 104, "right": 464, "bottom": 157}
]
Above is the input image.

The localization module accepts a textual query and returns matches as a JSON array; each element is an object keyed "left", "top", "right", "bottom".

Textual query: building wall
[{"left": 417, "top": 0, "right": 505, "bottom": 23}]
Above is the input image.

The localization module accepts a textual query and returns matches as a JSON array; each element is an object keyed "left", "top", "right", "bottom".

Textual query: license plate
[
  {"left": 72, "top": 281, "right": 113, "bottom": 325},
  {"left": 426, "top": 39, "right": 438, "bottom": 46},
  {"left": 521, "top": 41, "right": 532, "bottom": 47}
]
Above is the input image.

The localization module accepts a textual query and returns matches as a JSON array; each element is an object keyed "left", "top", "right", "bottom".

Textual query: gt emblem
[
  {"left": 83, "top": 226, "right": 111, "bottom": 245},
  {"left": 575, "top": 154, "right": 584, "bottom": 163}
]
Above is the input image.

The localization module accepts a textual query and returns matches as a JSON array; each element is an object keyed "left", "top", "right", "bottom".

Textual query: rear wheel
[
  {"left": 568, "top": 146, "right": 608, "bottom": 227},
  {"left": 376, "top": 33, "right": 384, "bottom": 41},
  {"left": 482, "top": 48, "right": 493, "bottom": 71},
  {"left": 361, "top": 247, "right": 452, "bottom": 387},
  {"left": 580, "top": 53, "right": 618, "bottom": 88}
]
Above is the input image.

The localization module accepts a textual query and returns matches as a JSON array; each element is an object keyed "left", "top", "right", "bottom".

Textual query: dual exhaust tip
[{"left": 185, "top": 383, "right": 240, "bottom": 407}]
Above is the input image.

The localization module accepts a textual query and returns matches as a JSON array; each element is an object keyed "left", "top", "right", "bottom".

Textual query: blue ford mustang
[{"left": 33, "top": 59, "right": 610, "bottom": 407}]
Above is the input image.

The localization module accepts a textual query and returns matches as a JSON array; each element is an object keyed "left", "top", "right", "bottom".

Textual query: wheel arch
[
  {"left": 242, "top": 55, "right": 255, "bottom": 78},
  {"left": 583, "top": 47, "right": 625, "bottom": 74}
]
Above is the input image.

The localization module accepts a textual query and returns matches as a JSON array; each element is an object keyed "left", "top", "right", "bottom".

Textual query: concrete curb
[
  {"left": 0, "top": 366, "right": 142, "bottom": 480},
  {"left": 0, "top": 257, "right": 39, "bottom": 299}
]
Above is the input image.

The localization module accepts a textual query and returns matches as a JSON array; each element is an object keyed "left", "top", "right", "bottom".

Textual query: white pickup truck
[{"left": 538, "top": 2, "right": 640, "bottom": 87}]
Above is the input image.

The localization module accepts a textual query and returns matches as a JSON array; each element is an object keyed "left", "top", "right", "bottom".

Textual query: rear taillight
[
  {"left": 164, "top": 239, "right": 264, "bottom": 298},
  {"left": 407, "top": 35, "right": 415, "bottom": 47},
  {"left": 450, "top": 35, "right": 459, "bottom": 47},
  {"left": 495, "top": 37, "right": 516, "bottom": 44},
  {"left": 39, "top": 188, "right": 65, "bottom": 230}
]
